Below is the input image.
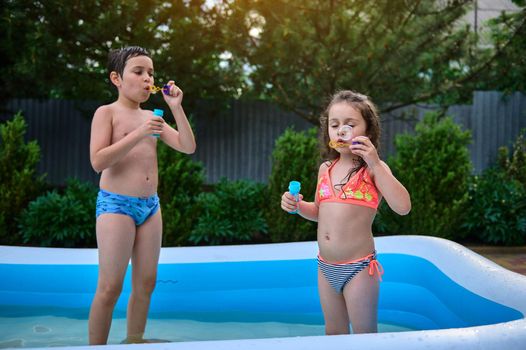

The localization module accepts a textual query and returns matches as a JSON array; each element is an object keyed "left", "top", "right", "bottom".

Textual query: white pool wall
[{"left": 1, "top": 235, "right": 526, "bottom": 349}]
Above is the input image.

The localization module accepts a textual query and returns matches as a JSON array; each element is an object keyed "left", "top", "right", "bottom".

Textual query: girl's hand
[
  {"left": 350, "top": 136, "right": 381, "bottom": 168},
  {"left": 162, "top": 80, "right": 183, "bottom": 107},
  {"left": 281, "top": 192, "right": 303, "bottom": 213}
]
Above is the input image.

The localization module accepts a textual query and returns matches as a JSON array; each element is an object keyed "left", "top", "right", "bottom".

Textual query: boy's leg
[
  {"left": 126, "top": 209, "right": 163, "bottom": 342},
  {"left": 89, "top": 214, "right": 136, "bottom": 345},
  {"left": 343, "top": 267, "right": 379, "bottom": 334},
  {"left": 317, "top": 269, "right": 350, "bottom": 335}
]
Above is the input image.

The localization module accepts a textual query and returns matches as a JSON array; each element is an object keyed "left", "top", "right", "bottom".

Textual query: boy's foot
[{"left": 121, "top": 334, "right": 171, "bottom": 344}]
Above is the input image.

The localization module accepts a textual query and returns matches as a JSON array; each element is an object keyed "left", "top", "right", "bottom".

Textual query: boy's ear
[{"left": 109, "top": 71, "right": 121, "bottom": 87}]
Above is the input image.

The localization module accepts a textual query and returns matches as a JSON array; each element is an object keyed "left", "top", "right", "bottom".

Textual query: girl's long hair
[{"left": 319, "top": 90, "right": 382, "bottom": 192}]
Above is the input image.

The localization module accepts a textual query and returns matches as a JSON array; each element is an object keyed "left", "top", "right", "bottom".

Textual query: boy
[{"left": 88, "top": 46, "right": 196, "bottom": 344}]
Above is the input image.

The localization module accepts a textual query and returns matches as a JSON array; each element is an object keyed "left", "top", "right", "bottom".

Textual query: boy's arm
[
  {"left": 371, "top": 161, "right": 411, "bottom": 215},
  {"left": 160, "top": 82, "right": 196, "bottom": 154},
  {"left": 160, "top": 105, "right": 196, "bottom": 154},
  {"left": 89, "top": 106, "right": 155, "bottom": 173}
]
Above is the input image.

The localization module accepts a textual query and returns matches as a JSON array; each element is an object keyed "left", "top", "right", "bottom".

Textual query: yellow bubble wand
[
  {"left": 149, "top": 84, "right": 171, "bottom": 95},
  {"left": 329, "top": 125, "right": 354, "bottom": 148}
]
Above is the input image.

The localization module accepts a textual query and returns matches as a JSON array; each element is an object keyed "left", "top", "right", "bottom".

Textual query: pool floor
[{"left": 0, "top": 313, "right": 411, "bottom": 348}]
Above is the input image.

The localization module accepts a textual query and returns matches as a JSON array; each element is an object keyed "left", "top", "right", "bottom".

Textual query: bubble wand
[
  {"left": 149, "top": 84, "right": 172, "bottom": 95},
  {"left": 328, "top": 125, "right": 361, "bottom": 148}
]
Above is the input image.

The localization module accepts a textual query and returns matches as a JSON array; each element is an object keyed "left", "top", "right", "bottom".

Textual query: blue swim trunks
[{"left": 96, "top": 189, "right": 160, "bottom": 226}]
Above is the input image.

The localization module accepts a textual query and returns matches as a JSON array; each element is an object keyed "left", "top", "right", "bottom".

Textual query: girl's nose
[{"left": 338, "top": 125, "right": 353, "bottom": 140}]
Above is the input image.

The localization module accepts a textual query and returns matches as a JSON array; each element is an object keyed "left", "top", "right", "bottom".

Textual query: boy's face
[
  {"left": 328, "top": 102, "right": 367, "bottom": 154},
  {"left": 112, "top": 55, "right": 155, "bottom": 103}
]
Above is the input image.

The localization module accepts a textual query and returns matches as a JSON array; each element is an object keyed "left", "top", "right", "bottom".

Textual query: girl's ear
[{"left": 109, "top": 71, "right": 121, "bottom": 88}]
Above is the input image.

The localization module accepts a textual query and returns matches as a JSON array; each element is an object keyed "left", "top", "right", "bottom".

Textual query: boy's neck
[{"left": 116, "top": 94, "right": 141, "bottom": 110}]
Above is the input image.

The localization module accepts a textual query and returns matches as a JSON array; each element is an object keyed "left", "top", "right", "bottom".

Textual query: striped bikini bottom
[{"left": 318, "top": 251, "right": 384, "bottom": 293}]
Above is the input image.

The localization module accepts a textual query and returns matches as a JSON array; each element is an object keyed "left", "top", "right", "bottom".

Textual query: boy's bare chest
[{"left": 112, "top": 114, "right": 148, "bottom": 141}]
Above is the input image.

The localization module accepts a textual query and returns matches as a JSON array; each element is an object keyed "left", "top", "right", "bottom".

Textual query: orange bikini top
[{"left": 316, "top": 159, "right": 380, "bottom": 209}]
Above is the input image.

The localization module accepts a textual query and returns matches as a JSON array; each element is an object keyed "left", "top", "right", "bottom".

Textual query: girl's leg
[
  {"left": 317, "top": 268, "right": 350, "bottom": 335},
  {"left": 88, "top": 214, "right": 136, "bottom": 345},
  {"left": 342, "top": 267, "right": 379, "bottom": 334},
  {"left": 126, "top": 209, "right": 162, "bottom": 342}
]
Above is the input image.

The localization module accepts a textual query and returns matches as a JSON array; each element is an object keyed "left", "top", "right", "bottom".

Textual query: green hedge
[
  {"left": 19, "top": 179, "right": 97, "bottom": 247},
  {"left": 157, "top": 141, "right": 205, "bottom": 246},
  {"left": 461, "top": 131, "right": 526, "bottom": 245},
  {"left": 462, "top": 169, "right": 525, "bottom": 245},
  {"left": 497, "top": 130, "right": 526, "bottom": 186},
  {"left": 8, "top": 112, "right": 525, "bottom": 247},
  {"left": 374, "top": 113, "right": 472, "bottom": 239},
  {"left": 0, "top": 112, "right": 46, "bottom": 244},
  {"left": 266, "top": 127, "right": 319, "bottom": 242},
  {"left": 189, "top": 178, "right": 268, "bottom": 245}
]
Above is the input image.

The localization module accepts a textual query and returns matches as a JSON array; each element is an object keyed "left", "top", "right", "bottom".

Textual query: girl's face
[
  {"left": 114, "top": 55, "right": 155, "bottom": 103},
  {"left": 328, "top": 102, "right": 367, "bottom": 152}
]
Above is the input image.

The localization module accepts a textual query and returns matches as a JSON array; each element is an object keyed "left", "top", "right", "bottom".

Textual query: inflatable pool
[{"left": 1, "top": 235, "right": 525, "bottom": 349}]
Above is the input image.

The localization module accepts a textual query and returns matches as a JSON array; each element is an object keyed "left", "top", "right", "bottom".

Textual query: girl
[{"left": 281, "top": 90, "right": 411, "bottom": 334}]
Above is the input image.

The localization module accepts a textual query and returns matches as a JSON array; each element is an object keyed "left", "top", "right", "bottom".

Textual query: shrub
[
  {"left": 497, "top": 129, "right": 526, "bottom": 186},
  {"left": 374, "top": 113, "right": 472, "bottom": 239},
  {"left": 462, "top": 169, "right": 525, "bottom": 245},
  {"left": 189, "top": 178, "right": 268, "bottom": 245},
  {"left": 19, "top": 179, "right": 97, "bottom": 247},
  {"left": 266, "top": 127, "right": 319, "bottom": 242},
  {"left": 462, "top": 131, "right": 526, "bottom": 245},
  {"left": 0, "top": 112, "right": 46, "bottom": 244},
  {"left": 157, "top": 141, "right": 205, "bottom": 246}
]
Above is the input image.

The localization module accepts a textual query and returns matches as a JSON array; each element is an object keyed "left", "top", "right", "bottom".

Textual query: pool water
[
  {"left": 1, "top": 240, "right": 525, "bottom": 349},
  {"left": 0, "top": 307, "right": 411, "bottom": 347}
]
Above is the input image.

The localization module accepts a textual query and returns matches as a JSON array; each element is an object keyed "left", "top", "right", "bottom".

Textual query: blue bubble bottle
[
  {"left": 288, "top": 181, "right": 301, "bottom": 214},
  {"left": 152, "top": 109, "right": 163, "bottom": 138}
]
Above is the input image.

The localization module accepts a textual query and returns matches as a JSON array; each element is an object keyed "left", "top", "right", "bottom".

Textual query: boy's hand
[
  {"left": 138, "top": 116, "right": 164, "bottom": 137},
  {"left": 281, "top": 192, "right": 303, "bottom": 213},
  {"left": 162, "top": 80, "right": 183, "bottom": 108}
]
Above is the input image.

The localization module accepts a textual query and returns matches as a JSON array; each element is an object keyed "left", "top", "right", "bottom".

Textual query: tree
[
  {"left": 3, "top": 0, "right": 523, "bottom": 120},
  {"left": 0, "top": 0, "right": 247, "bottom": 107},
  {"left": 223, "top": 0, "right": 521, "bottom": 123},
  {"left": 475, "top": 0, "right": 526, "bottom": 94}
]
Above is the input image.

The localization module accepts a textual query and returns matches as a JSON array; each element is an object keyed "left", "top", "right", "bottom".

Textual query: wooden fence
[{"left": 1, "top": 91, "right": 525, "bottom": 186}]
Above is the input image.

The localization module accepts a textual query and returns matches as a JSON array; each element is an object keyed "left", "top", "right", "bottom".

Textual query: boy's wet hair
[
  {"left": 107, "top": 46, "right": 151, "bottom": 78},
  {"left": 319, "top": 90, "right": 381, "bottom": 162}
]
